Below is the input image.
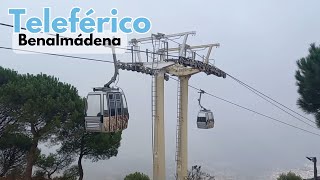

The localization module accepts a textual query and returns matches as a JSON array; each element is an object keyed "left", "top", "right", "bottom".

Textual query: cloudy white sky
[{"left": 1, "top": 1, "right": 320, "bottom": 179}]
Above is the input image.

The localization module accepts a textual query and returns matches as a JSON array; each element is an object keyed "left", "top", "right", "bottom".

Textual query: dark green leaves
[
  {"left": 296, "top": 43, "right": 320, "bottom": 126},
  {"left": 0, "top": 66, "right": 123, "bottom": 179},
  {"left": 124, "top": 172, "right": 150, "bottom": 180},
  {"left": 277, "top": 172, "right": 302, "bottom": 180},
  {"left": 0, "top": 73, "right": 84, "bottom": 139}
]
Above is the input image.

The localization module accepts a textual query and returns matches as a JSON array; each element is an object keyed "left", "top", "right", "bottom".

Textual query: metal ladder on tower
[
  {"left": 175, "top": 79, "right": 182, "bottom": 165},
  {"left": 151, "top": 74, "right": 157, "bottom": 157}
]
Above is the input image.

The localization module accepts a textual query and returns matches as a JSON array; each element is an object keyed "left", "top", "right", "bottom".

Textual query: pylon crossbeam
[
  {"left": 117, "top": 62, "right": 170, "bottom": 81},
  {"left": 165, "top": 57, "right": 226, "bottom": 78}
]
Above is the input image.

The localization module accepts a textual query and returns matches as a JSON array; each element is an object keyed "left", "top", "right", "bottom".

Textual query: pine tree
[{"left": 296, "top": 43, "right": 320, "bottom": 126}]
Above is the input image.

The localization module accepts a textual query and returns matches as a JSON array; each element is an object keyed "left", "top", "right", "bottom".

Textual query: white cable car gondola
[
  {"left": 85, "top": 49, "right": 129, "bottom": 133},
  {"left": 197, "top": 90, "right": 214, "bottom": 129}
]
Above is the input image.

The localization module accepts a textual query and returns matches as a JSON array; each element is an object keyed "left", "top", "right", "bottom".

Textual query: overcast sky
[{"left": 1, "top": 1, "right": 320, "bottom": 179}]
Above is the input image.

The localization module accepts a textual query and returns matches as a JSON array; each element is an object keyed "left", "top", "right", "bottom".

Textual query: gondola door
[
  {"left": 85, "top": 93, "right": 103, "bottom": 132},
  {"left": 103, "top": 92, "right": 125, "bottom": 132}
]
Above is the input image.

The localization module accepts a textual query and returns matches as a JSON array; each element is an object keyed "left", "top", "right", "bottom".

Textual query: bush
[
  {"left": 124, "top": 172, "right": 150, "bottom": 180},
  {"left": 277, "top": 172, "right": 302, "bottom": 180}
]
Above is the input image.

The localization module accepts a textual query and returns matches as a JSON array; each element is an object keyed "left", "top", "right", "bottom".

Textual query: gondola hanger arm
[
  {"left": 104, "top": 45, "right": 119, "bottom": 88},
  {"left": 198, "top": 89, "right": 207, "bottom": 110}
]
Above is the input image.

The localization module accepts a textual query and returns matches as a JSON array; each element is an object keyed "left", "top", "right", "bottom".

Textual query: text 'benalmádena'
[{"left": 18, "top": 33, "right": 121, "bottom": 46}]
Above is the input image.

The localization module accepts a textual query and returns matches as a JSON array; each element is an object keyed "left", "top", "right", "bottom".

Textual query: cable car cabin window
[
  {"left": 116, "top": 101, "right": 122, "bottom": 114},
  {"left": 109, "top": 101, "right": 116, "bottom": 116},
  {"left": 109, "top": 100, "right": 116, "bottom": 108},
  {"left": 122, "top": 95, "right": 127, "bottom": 108},
  {"left": 103, "top": 95, "right": 109, "bottom": 116},
  {"left": 109, "top": 94, "right": 114, "bottom": 100},
  {"left": 208, "top": 112, "right": 214, "bottom": 120},
  {"left": 107, "top": 92, "right": 124, "bottom": 117},
  {"left": 115, "top": 93, "right": 121, "bottom": 100},
  {"left": 86, "top": 94, "right": 101, "bottom": 116},
  {"left": 197, "top": 117, "right": 206, "bottom": 122},
  {"left": 122, "top": 94, "right": 127, "bottom": 108}
]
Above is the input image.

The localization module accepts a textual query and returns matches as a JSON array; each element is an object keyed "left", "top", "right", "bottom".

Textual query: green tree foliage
[
  {"left": 33, "top": 165, "right": 79, "bottom": 180},
  {"left": 296, "top": 44, "right": 320, "bottom": 126},
  {"left": 0, "top": 67, "right": 19, "bottom": 137},
  {"left": 187, "top": 165, "right": 215, "bottom": 180},
  {"left": 124, "top": 172, "right": 150, "bottom": 180},
  {"left": 1, "top": 70, "right": 33, "bottom": 179},
  {"left": 0, "top": 73, "right": 84, "bottom": 180},
  {"left": 35, "top": 153, "right": 73, "bottom": 179},
  {"left": 54, "top": 94, "right": 123, "bottom": 180},
  {"left": 59, "top": 118, "right": 122, "bottom": 180},
  {"left": 0, "top": 67, "right": 123, "bottom": 179},
  {"left": 0, "top": 132, "right": 31, "bottom": 177},
  {"left": 57, "top": 165, "right": 79, "bottom": 180},
  {"left": 0, "top": 67, "right": 18, "bottom": 87},
  {"left": 277, "top": 172, "right": 302, "bottom": 180}
]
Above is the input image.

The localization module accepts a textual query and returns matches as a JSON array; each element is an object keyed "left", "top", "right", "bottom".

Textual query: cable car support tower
[{"left": 117, "top": 32, "right": 226, "bottom": 180}]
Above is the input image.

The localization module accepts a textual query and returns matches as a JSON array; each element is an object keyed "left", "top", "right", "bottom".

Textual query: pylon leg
[
  {"left": 176, "top": 76, "right": 190, "bottom": 180},
  {"left": 153, "top": 71, "right": 166, "bottom": 180}
]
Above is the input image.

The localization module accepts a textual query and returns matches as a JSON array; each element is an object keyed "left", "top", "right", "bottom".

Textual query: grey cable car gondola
[
  {"left": 197, "top": 90, "right": 214, "bottom": 129},
  {"left": 85, "top": 47, "right": 129, "bottom": 133},
  {"left": 85, "top": 88, "right": 129, "bottom": 132}
]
